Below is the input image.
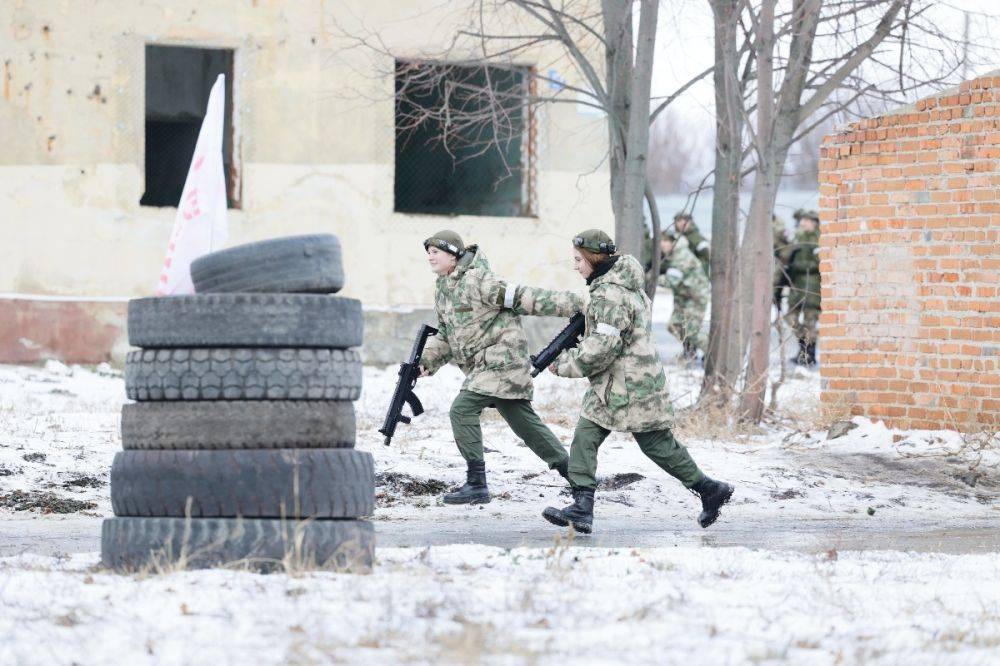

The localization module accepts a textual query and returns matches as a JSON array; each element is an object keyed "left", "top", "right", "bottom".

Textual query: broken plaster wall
[{"left": 0, "top": 0, "right": 611, "bottom": 363}]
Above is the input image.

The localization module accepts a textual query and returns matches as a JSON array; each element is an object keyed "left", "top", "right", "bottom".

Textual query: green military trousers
[
  {"left": 668, "top": 295, "right": 708, "bottom": 352},
  {"left": 567, "top": 417, "right": 704, "bottom": 490},
  {"left": 449, "top": 390, "right": 569, "bottom": 468},
  {"left": 784, "top": 303, "right": 820, "bottom": 344}
]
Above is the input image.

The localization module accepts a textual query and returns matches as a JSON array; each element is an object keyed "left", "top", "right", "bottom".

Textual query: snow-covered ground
[
  {"left": 2, "top": 353, "right": 996, "bottom": 530},
  {"left": 1, "top": 298, "right": 998, "bottom": 664},
  {"left": 1, "top": 544, "right": 998, "bottom": 665}
]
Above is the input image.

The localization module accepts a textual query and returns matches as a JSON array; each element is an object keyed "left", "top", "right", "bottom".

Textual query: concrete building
[
  {"left": 1, "top": 1, "right": 612, "bottom": 364},
  {"left": 819, "top": 73, "right": 1000, "bottom": 432}
]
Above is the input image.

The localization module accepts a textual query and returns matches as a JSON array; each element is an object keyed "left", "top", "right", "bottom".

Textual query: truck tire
[
  {"left": 124, "top": 348, "right": 362, "bottom": 401},
  {"left": 110, "top": 449, "right": 375, "bottom": 519},
  {"left": 128, "top": 294, "right": 363, "bottom": 349},
  {"left": 191, "top": 234, "right": 344, "bottom": 294},
  {"left": 101, "top": 517, "right": 374, "bottom": 573},
  {"left": 121, "top": 401, "right": 356, "bottom": 450}
]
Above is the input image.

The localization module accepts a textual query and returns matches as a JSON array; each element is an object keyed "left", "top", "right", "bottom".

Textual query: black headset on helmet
[
  {"left": 573, "top": 235, "right": 617, "bottom": 254},
  {"left": 423, "top": 237, "right": 464, "bottom": 257}
]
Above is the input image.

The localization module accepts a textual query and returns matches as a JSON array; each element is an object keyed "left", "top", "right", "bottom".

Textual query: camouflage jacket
[
  {"left": 658, "top": 237, "right": 709, "bottom": 305},
  {"left": 421, "top": 245, "right": 583, "bottom": 400},
  {"left": 553, "top": 255, "right": 674, "bottom": 433},
  {"left": 787, "top": 228, "right": 821, "bottom": 309},
  {"left": 682, "top": 224, "right": 711, "bottom": 276}
]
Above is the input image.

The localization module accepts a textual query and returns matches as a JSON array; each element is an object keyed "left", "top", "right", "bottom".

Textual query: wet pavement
[
  {"left": 3, "top": 515, "right": 998, "bottom": 558},
  {"left": 374, "top": 516, "right": 1000, "bottom": 554}
]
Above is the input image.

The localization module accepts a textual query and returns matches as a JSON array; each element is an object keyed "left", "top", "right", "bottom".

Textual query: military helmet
[
  {"left": 801, "top": 209, "right": 820, "bottom": 223},
  {"left": 660, "top": 230, "right": 678, "bottom": 242},
  {"left": 572, "top": 229, "right": 616, "bottom": 254},
  {"left": 673, "top": 211, "right": 693, "bottom": 222},
  {"left": 423, "top": 229, "right": 465, "bottom": 257},
  {"left": 792, "top": 208, "right": 807, "bottom": 220}
]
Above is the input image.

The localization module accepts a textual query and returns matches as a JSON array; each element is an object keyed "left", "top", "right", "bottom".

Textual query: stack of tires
[{"left": 101, "top": 235, "right": 375, "bottom": 573}]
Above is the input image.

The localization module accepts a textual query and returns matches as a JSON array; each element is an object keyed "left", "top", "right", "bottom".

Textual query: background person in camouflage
[
  {"left": 418, "top": 230, "right": 582, "bottom": 505},
  {"left": 784, "top": 211, "right": 822, "bottom": 366},
  {"left": 772, "top": 213, "right": 795, "bottom": 308},
  {"left": 516, "top": 229, "right": 734, "bottom": 534},
  {"left": 673, "top": 212, "right": 711, "bottom": 276},
  {"left": 657, "top": 231, "right": 709, "bottom": 359}
]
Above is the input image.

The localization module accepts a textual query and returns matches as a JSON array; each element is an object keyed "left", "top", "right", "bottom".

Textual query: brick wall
[{"left": 818, "top": 73, "right": 1000, "bottom": 432}]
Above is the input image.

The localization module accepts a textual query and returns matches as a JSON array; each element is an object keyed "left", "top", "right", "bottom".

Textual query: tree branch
[{"left": 798, "top": 0, "right": 906, "bottom": 122}]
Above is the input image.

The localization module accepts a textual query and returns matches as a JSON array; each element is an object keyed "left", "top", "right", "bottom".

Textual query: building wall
[
  {"left": 0, "top": 1, "right": 611, "bottom": 363},
  {"left": 818, "top": 73, "right": 1000, "bottom": 431}
]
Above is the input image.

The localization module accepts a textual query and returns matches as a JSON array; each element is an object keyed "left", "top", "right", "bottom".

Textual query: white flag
[{"left": 156, "top": 74, "right": 229, "bottom": 295}]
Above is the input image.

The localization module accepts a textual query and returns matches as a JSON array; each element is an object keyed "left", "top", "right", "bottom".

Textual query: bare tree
[
  {"left": 702, "top": 0, "right": 989, "bottom": 423},
  {"left": 335, "top": 0, "right": 712, "bottom": 287},
  {"left": 336, "top": 1, "right": 991, "bottom": 424}
]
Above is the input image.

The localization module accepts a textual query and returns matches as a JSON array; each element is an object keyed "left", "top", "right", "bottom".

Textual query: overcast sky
[{"left": 649, "top": 0, "right": 1000, "bottom": 122}]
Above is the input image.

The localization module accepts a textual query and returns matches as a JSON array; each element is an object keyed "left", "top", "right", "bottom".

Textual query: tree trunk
[
  {"left": 735, "top": 0, "right": 778, "bottom": 423},
  {"left": 702, "top": 0, "right": 744, "bottom": 402},
  {"left": 737, "top": 167, "right": 781, "bottom": 422},
  {"left": 601, "top": 0, "right": 632, "bottom": 236},
  {"left": 645, "top": 183, "right": 662, "bottom": 299},
  {"left": 737, "top": 0, "right": 804, "bottom": 423},
  {"left": 617, "top": 0, "right": 659, "bottom": 259}
]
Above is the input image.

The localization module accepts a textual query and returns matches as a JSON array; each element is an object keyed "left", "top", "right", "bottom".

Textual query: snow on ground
[
  {"left": 1, "top": 296, "right": 998, "bottom": 665},
  {"left": 0, "top": 323, "right": 997, "bottom": 529},
  {"left": 2, "top": 290, "right": 993, "bottom": 527},
  {"left": 0, "top": 361, "right": 123, "bottom": 515},
  {"left": 2, "top": 545, "right": 999, "bottom": 665},
  {"left": 357, "top": 362, "right": 998, "bottom": 530}
]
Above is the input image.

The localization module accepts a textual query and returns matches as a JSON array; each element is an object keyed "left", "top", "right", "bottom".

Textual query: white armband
[
  {"left": 667, "top": 268, "right": 683, "bottom": 280},
  {"left": 503, "top": 283, "right": 518, "bottom": 308},
  {"left": 697, "top": 241, "right": 709, "bottom": 252},
  {"left": 595, "top": 322, "right": 622, "bottom": 337},
  {"left": 812, "top": 247, "right": 820, "bottom": 256}
]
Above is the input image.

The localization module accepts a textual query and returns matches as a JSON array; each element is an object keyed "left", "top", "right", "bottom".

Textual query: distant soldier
[
  {"left": 658, "top": 231, "right": 709, "bottom": 359},
  {"left": 784, "top": 210, "right": 821, "bottom": 366},
  {"left": 772, "top": 214, "right": 794, "bottom": 307},
  {"left": 673, "top": 212, "right": 711, "bottom": 276}
]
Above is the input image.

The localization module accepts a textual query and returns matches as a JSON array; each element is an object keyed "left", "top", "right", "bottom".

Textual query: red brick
[{"left": 819, "top": 77, "right": 1000, "bottom": 431}]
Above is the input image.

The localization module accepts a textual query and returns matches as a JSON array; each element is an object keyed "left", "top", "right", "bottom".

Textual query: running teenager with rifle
[
  {"left": 521, "top": 229, "right": 735, "bottom": 533},
  {"left": 412, "top": 230, "right": 583, "bottom": 505}
]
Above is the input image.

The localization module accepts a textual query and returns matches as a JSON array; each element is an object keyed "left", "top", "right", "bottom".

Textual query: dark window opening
[
  {"left": 141, "top": 45, "right": 239, "bottom": 208},
  {"left": 394, "top": 60, "right": 536, "bottom": 217}
]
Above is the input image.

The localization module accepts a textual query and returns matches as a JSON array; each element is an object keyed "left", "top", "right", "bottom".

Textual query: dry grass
[
  {"left": 769, "top": 389, "right": 853, "bottom": 435},
  {"left": 430, "top": 616, "right": 546, "bottom": 665},
  {"left": 900, "top": 421, "right": 999, "bottom": 478},
  {"left": 126, "top": 508, "right": 373, "bottom": 578},
  {"left": 670, "top": 398, "right": 763, "bottom": 444}
]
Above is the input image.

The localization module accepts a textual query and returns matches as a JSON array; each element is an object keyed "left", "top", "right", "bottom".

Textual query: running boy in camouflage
[
  {"left": 524, "top": 229, "right": 734, "bottom": 533},
  {"left": 418, "top": 230, "right": 582, "bottom": 505}
]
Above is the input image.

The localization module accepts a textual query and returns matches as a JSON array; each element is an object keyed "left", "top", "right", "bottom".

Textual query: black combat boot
[
  {"left": 681, "top": 338, "right": 698, "bottom": 361},
  {"left": 690, "top": 476, "right": 735, "bottom": 528},
  {"left": 554, "top": 459, "right": 570, "bottom": 482},
  {"left": 443, "top": 460, "right": 490, "bottom": 505},
  {"left": 542, "top": 488, "right": 594, "bottom": 534}
]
